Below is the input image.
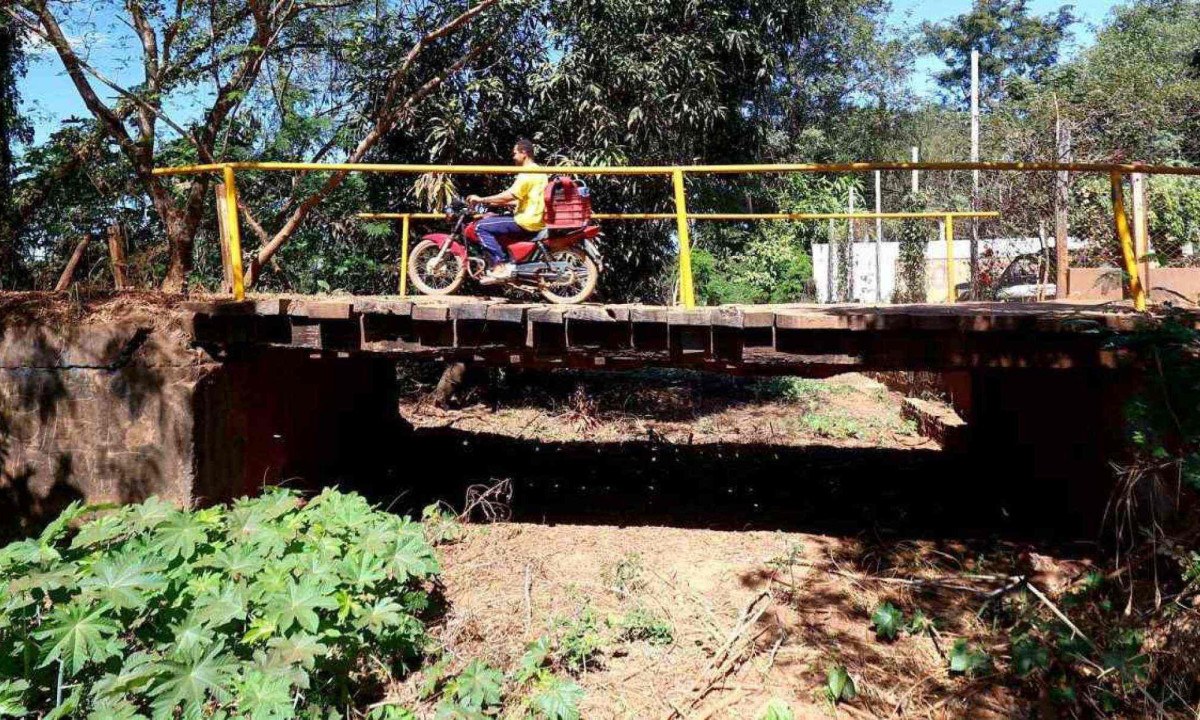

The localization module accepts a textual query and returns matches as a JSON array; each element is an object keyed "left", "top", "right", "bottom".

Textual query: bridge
[{"left": 184, "top": 295, "right": 1173, "bottom": 376}]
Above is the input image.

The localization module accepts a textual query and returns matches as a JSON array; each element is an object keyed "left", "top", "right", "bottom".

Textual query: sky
[{"left": 17, "top": 0, "right": 1130, "bottom": 146}]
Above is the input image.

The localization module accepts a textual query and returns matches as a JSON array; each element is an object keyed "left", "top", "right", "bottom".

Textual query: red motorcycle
[{"left": 407, "top": 178, "right": 604, "bottom": 304}]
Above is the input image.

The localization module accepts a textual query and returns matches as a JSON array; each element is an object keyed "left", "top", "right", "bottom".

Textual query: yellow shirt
[{"left": 510, "top": 169, "right": 548, "bottom": 231}]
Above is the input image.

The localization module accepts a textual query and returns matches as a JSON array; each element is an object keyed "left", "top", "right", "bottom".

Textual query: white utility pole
[
  {"left": 970, "top": 49, "right": 981, "bottom": 294},
  {"left": 875, "top": 171, "right": 883, "bottom": 303},
  {"left": 911, "top": 146, "right": 920, "bottom": 194}
]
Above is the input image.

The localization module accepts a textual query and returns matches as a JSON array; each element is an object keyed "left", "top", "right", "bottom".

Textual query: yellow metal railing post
[
  {"left": 945, "top": 214, "right": 956, "bottom": 303},
  {"left": 221, "top": 164, "right": 246, "bottom": 301},
  {"left": 1110, "top": 172, "right": 1147, "bottom": 312},
  {"left": 672, "top": 169, "right": 696, "bottom": 308},
  {"left": 398, "top": 214, "right": 410, "bottom": 297}
]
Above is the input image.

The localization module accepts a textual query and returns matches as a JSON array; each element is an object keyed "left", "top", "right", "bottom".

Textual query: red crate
[{"left": 543, "top": 176, "right": 592, "bottom": 229}]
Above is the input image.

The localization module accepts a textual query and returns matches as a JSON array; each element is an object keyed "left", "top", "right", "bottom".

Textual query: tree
[
  {"left": 922, "top": 0, "right": 1076, "bottom": 108},
  {"left": 0, "top": 12, "right": 32, "bottom": 288},
  {"left": 6, "top": 0, "right": 507, "bottom": 291},
  {"left": 1054, "top": 0, "right": 1200, "bottom": 163}
]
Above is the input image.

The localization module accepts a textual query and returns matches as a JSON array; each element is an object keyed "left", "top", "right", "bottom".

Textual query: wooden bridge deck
[{"left": 183, "top": 295, "right": 1194, "bottom": 375}]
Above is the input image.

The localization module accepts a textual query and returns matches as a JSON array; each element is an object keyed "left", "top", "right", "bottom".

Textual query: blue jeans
[{"left": 475, "top": 216, "right": 535, "bottom": 265}]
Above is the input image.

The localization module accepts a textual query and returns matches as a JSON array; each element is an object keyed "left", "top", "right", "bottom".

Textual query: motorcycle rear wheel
[
  {"left": 540, "top": 247, "right": 598, "bottom": 304},
  {"left": 408, "top": 239, "right": 466, "bottom": 296}
]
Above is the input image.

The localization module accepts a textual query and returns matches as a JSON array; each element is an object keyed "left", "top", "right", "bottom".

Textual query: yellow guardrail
[
  {"left": 357, "top": 210, "right": 1001, "bottom": 302},
  {"left": 152, "top": 160, "right": 1183, "bottom": 309}
]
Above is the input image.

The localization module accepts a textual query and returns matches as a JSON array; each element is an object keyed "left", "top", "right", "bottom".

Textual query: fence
[{"left": 152, "top": 161, "right": 1200, "bottom": 310}]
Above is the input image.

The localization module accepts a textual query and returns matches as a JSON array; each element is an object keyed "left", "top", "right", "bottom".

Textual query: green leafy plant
[
  {"left": 553, "top": 608, "right": 605, "bottom": 674},
  {"left": 0, "top": 488, "right": 441, "bottom": 718},
  {"left": 948, "top": 639, "right": 991, "bottom": 676},
  {"left": 824, "top": 664, "right": 857, "bottom": 704},
  {"left": 613, "top": 607, "right": 674, "bottom": 646},
  {"left": 1011, "top": 634, "right": 1051, "bottom": 677},
  {"left": 870, "top": 602, "right": 904, "bottom": 641}
]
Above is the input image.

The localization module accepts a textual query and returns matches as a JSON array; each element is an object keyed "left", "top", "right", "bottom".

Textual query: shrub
[{"left": 0, "top": 488, "right": 441, "bottom": 718}]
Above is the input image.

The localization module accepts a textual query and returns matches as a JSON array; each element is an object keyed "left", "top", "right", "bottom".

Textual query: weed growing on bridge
[{"left": 0, "top": 488, "right": 582, "bottom": 719}]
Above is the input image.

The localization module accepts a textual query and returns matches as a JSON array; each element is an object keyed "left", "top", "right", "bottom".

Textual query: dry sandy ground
[
  {"left": 416, "top": 522, "right": 1090, "bottom": 719},
  {"left": 401, "top": 370, "right": 938, "bottom": 451}
]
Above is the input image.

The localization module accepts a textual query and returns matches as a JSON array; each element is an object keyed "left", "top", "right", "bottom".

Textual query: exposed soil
[
  {"left": 411, "top": 522, "right": 1092, "bottom": 719},
  {"left": 375, "top": 366, "right": 1102, "bottom": 718}
]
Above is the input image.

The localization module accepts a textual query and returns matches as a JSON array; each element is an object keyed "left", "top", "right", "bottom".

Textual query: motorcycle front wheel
[
  {"left": 540, "top": 247, "right": 599, "bottom": 304},
  {"left": 407, "top": 239, "right": 466, "bottom": 296}
]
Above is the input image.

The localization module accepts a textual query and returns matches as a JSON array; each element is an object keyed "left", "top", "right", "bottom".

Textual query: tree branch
[{"left": 247, "top": 39, "right": 490, "bottom": 286}]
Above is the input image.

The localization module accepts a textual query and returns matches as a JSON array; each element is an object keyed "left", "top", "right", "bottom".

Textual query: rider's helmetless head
[{"left": 513, "top": 138, "right": 536, "bottom": 164}]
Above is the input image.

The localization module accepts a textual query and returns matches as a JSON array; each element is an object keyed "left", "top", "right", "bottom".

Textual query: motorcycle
[{"left": 406, "top": 200, "right": 605, "bottom": 304}]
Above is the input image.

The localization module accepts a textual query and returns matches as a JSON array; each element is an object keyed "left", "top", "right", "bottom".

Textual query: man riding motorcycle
[{"left": 465, "top": 138, "right": 547, "bottom": 284}]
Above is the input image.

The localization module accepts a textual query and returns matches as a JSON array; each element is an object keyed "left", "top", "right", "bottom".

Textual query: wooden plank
[
  {"left": 412, "top": 305, "right": 450, "bottom": 323},
  {"left": 290, "top": 300, "right": 354, "bottom": 319},
  {"left": 486, "top": 304, "right": 530, "bottom": 323},
  {"left": 182, "top": 300, "right": 257, "bottom": 316},
  {"left": 355, "top": 298, "right": 413, "bottom": 316},
  {"left": 253, "top": 298, "right": 289, "bottom": 315},
  {"left": 107, "top": 223, "right": 128, "bottom": 290},
  {"left": 630, "top": 306, "right": 668, "bottom": 324},
  {"left": 774, "top": 310, "right": 848, "bottom": 330},
  {"left": 55, "top": 235, "right": 91, "bottom": 292},
  {"left": 527, "top": 306, "right": 567, "bottom": 352},
  {"left": 667, "top": 308, "right": 714, "bottom": 326},
  {"left": 451, "top": 302, "right": 491, "bottom": 321}
]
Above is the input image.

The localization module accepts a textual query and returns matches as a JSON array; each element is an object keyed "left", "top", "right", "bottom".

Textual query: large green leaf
[
  {"left": 384, "top": 532, "right": 440, "bottom": 582},
  {"left": 149, "top": 643, "right": 237, "bottom": 719},
  {"left": 79, "top": 556, "right": 167, "bottom": 609},
  {"left": 825, "top": 664, "right": 856, "bottom": 704},
  {"left": 151, "top": 514, "right": 210, "bottom": 562},
  {"left": 870, "top": 602, "right": 904, "bottom": 641},
  {"left": 948, "top": 639, "right": 991, "bottom": 676},
  {"left": 235, "top": 668, "right": 294, "bottom": 720},
  {"left": 450, "top": 660, "right": 503, "bottom": 711},
  {"left": 263, "top": 577, "right": 337, "bottom": 634},
  {"left": 91, "top": 651, "right": 160, "bottom": 700},
  {"left": 0, "top": 679, "right": 29, "bottom": 717},
  {"left": 33, "top": 602, "right": 122, "bottom": 674},
  {"left": 529, "top": 676, "right": 583, "bottom": 720},
  {"left": 266, "top": 633, "right": 328, "bottom": 671}
]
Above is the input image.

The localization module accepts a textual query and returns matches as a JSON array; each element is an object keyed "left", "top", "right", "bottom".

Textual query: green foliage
[
  {"left": 613, "top": 607, "right": 674, "bottom": 646},
  {"left": 417, "top": 641, "right": 582, "bottom": 720},
  {"left": 1010, "top": 634, "right": 1050, "bottom": 677},
  {"left": 824, "top": 664, "right": 857, "bottom": 704},
  {"left": 948, "top": 639, "right": 991, "bottom": 676},
  {"left": 755, "top": 377, "right": 830, "bottom": 405},
  {"left": 894, "top": 193, "right": 931, "bottom": 303},
  {"left": 870, "top": 603, "right": 904, "bottom": 641},
  {"left": 553, "top": 608, "right": 604, "bottom": 674},
  {"left": 801, "top": 414, "right": 864, "bottom": 440},
  {"left": 921, "top": 0, "right": 1076, "bottom": 107},
  {"left": 420, "top": 503, "right": 465, "bottom": 546},
  {"left": 0, "top": 488, "right": 440, "bottom": 718}
]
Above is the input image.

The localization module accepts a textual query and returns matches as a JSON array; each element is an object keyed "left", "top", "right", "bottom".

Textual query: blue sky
[{"left": 18, "top": 0, "right": 1129, "bottom": 146}]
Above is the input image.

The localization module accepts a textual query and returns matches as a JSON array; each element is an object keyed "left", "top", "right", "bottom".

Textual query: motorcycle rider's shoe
[{"left": 481, "top": 262, "right": 515, "bottom": 285}]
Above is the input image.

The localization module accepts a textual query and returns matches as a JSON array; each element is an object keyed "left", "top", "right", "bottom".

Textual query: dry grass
[{"left": 410, "top": 522, "right": 1092, "bottom": 719}]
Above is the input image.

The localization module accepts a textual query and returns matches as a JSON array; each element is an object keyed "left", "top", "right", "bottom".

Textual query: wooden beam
[
  {"left": 55, "top": 234, "right": 91, "bottom": 292},
  {"left": 107, "top": 223, "right": 128, "bottom": 290}
]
